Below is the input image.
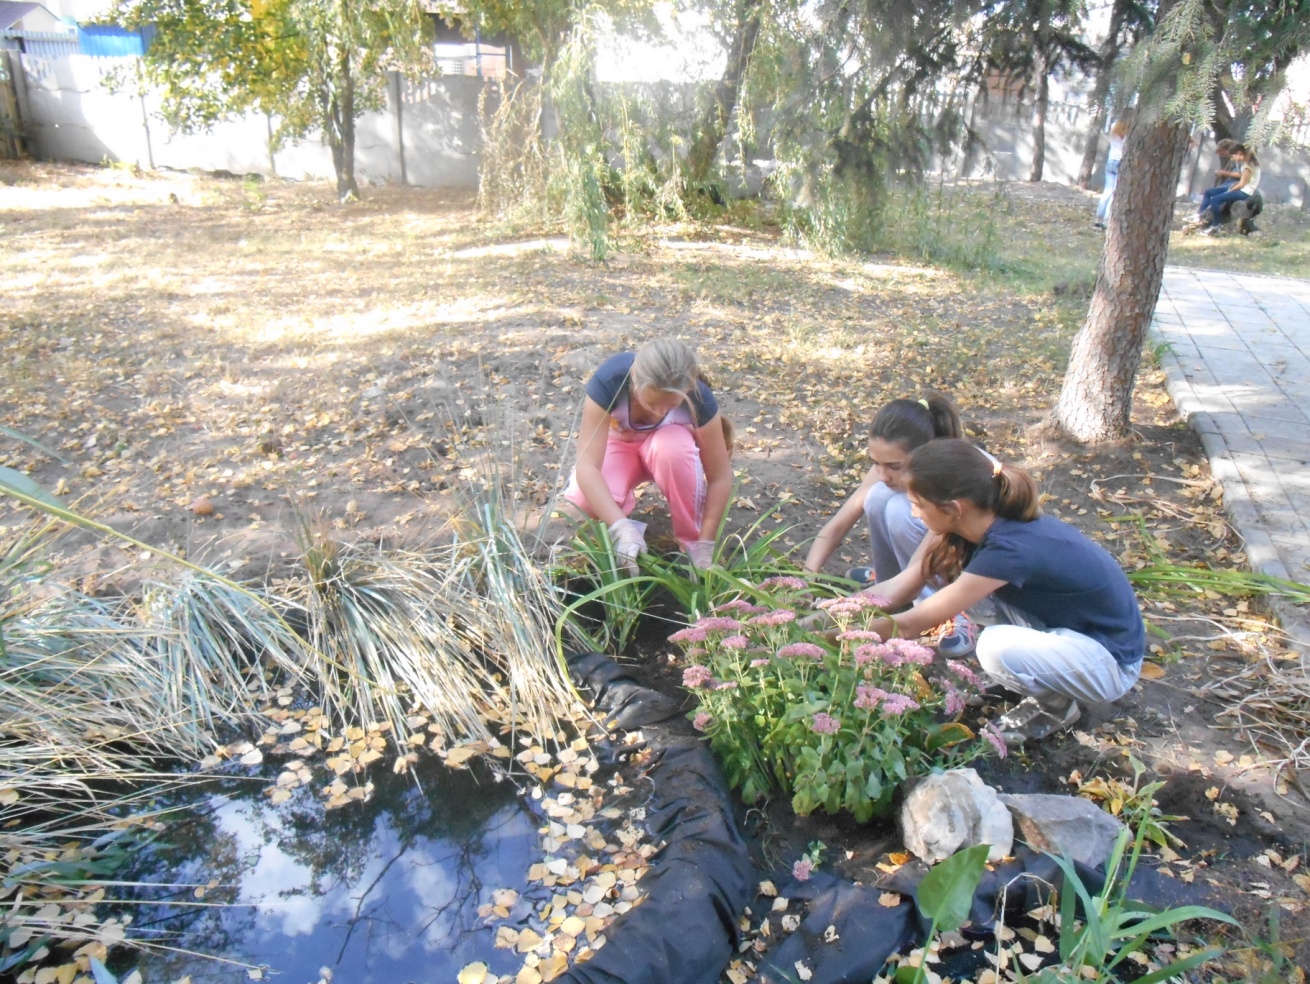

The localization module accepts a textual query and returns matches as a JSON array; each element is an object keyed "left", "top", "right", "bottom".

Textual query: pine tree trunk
[
  {"left": 1051, "top": 119, "right": 1191, "bottom": 442},
  {"left": 1029, "top": 59, "right": 1048, "bottom": 183},
  {"left": 1076, "top": 105, "right": 1107, "bottom": 190},
  {"left": 686, "top": 0, "right": 761, "bottom": 185}
]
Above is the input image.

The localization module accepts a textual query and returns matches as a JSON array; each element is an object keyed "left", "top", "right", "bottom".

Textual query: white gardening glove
[
  {"left": 608, "top": 518, "right": 647, "bottom": 575},
  {"left": 687, "top": 540, "right": 716, "bottom": 569}
]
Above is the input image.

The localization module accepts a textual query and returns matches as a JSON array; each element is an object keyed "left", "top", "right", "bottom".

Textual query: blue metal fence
[{"left": 0, "top": 25, "right": 148, "bottom": 58}]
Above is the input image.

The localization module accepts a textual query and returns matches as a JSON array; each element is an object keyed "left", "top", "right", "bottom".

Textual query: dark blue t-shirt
[
  {"left": 965, "top": 515, "right": 1145, "bottom": 666},
  {"left": 585, "top": 352, "right": 718, "bottom": 432}
]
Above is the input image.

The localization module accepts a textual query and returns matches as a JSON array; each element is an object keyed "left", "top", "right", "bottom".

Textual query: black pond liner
[
  {"left": 564, "top": 652, "right": 1224, "bottom": 984},
  {"left": 560, "top": 651, "right": 755, "bottom": 984}
]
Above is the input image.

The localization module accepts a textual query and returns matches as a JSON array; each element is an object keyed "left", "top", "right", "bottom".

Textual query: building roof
[{"left": 0, "top": 2, "right": 58, "bottom": 29}]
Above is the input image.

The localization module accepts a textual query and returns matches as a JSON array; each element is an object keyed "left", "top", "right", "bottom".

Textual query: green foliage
[
  {"left": 111, "top": 0, "right": 433, "bottom": 196},
  {"left": 876, "top": 177, "right": 1007, "bottom": 272},
  {"left": 549, "top": 12, "right": 612, "bottom": 259},
  {"left": 1076, "top": 755, "right": 1187, "bottom": 849},
  {"left": 1034, "top": 828, "right": 1235, "bottom": 982},
  {"left": 916, "top": 843, "right": 991, "bottom": 932},
  {"left": 669, "top": 582, "right": 1002, "bottom": 820},
  {"left": 477, "top": 78, "right": 555, "bottom": 223},
  {"left": 549, "top": 521, "right": 660, "bottom": 655}
]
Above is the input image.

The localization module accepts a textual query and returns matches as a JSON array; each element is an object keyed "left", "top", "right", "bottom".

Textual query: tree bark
[
  {"left": 1051, "top": 118, "right": 1191, "bottom": 442},
  {"left": 323, "top": 52, "right": 360, "bottom": 200},
  {"left": 1029, "top": 55, "right": 1048, "bottom": 182},
  {"left": 686, "top": 0, "right": 762, "bottom": 185}
]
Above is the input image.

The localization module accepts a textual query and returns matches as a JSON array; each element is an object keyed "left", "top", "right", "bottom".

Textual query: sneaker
[
  {"left": 996, "top": 695, "right": 1081, "bottom": 744},
  {"left": 1199, "top": 226, "right": 1218, "bottom": 237},
  {"left": 1093, "top": 221, "right": 1106, "bottom": 231},
  {"left": 844, "top": 566, "right": 877, "bottom": 585},
  {"left": 934, "top": 614, "right": 977, "bottom": 659}
]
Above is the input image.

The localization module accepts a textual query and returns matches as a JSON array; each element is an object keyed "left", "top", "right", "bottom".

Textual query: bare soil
[{"left": 3, "top": 163, "right": 1308, "bottom": 975}]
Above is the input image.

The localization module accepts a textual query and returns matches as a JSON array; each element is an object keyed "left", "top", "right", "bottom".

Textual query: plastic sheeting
[
  {"left": 558, "top": 653, "right": 1221, "bottom": 984},
  {"left": 557, "top": 652, "right": 755, "bottom": 984}
]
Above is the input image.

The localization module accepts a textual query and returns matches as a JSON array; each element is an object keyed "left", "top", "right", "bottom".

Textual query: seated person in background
[
  {"left": 803, "top": 392, "right": 974, "bottom": 658},
  {"left": 1192, "top": 144, "right": 1261, "bottom": 235},
  {"left": 1212, "top": 138, "right": 1242, "bottom": 191},
  {"left": 818, "top": 439, "right": 1145, "bottom": 745}
]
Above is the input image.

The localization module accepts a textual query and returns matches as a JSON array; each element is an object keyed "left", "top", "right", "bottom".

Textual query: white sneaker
[{"left": 996, "top": 696, "right": 1081, "bottom": 744}]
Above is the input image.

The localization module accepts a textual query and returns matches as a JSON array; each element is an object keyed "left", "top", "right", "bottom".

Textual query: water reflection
[{"left": 125, "top": 757, "right": 537, "bottom": 982}]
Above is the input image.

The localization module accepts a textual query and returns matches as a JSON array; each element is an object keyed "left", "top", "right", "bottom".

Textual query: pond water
[{"left": 122, "top": 758, "right": 539, "bottom": 983}]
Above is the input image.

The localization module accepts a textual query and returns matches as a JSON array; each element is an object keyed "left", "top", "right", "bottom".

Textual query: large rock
[
  {"left": 900, "top": 769, "right": 1014, "bottom": 864},
  {"left": 999, "top": 793, "right": 1127, "bottom": 869}
]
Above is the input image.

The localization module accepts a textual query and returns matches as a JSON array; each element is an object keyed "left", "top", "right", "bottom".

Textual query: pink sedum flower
[
  {"left": 810, "top": 712, "right": 841, "bottom": 734},
  {"left": 946, "top": 660, "right": 983, "bottom": 687},
  {"left": 759, "top": 575, "right": 808, "bottom": 592},
  {"left": 669, "top": 626, "right": 708, "bottom": 644},
  {"left": 982, "top": 722, "right": 1008, "bottom": 759},
  {"left": 880, "top": 693, "right": 921, "bottom": 716},
  {"left": 715, "top": 598, "right": 769, "bottom": 615},
  {"left": 792, "top": 857, "right": 814, "bottom": 882},
  {"left": 722, "top": 634, "right": 750, "bottom": 650},
  {"left": 854, "top": 684, "right": 889, "bottom": 711},
  {"left": 837, "top": 629, "right": 883, "bottom": 642},
  {"left": 693, "top": 712, "right": 713, "bottom": 732},
  {"left": 748, "top": 609, "right": 797, "bottom": 627},
  {"left": 778, "top": 642, "right": 826, "bottom": 660},
  {"left": 682, "top": 665, "right": 714, "bottom": 689},
  {"left": 696, "top": 616, "right": 744, "bottom": 633},
  {"left": 713, "top": 680, "right": 740, "bottom": 691},
  {"left": 749, "top": 658, "right": 771, "bottom": 668},
  {"left": 943, "top": 684, "right": 966, "bottom": 717},
  {"left": 886, "top": 638, "right": 934, "bottom": 666}
]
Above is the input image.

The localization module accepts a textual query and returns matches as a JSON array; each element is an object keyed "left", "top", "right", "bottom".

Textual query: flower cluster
[{"left": 665, "top": 580, "right": 998, "bottom": 821}]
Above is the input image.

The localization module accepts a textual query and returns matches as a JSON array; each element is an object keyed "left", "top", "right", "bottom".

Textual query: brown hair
[
  {"left": 870, "top": 392, "right": 961, "bottom": 451},
  {"left": 907, "top": 439, "right": 1041, "bottom": 581},
  {"left": 1110, "top": 120, "right": 1129, "bottom": 139}
]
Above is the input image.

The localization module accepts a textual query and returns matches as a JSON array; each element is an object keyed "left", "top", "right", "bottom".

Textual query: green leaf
[
  {"left": 915, "top": 843, "right": 989, "bottom": 933},
  {"left": 925, "top": 721, "right": 975, "bottom": 752},
  {"left": 0, "top": 425, "right": 70, "bottom": 463},
  {"left": 0, "top": 467, "right": 62, "bottom": 508},
  {"left": 1123, "top": 947, "right": 1226, "bottom": 984}
]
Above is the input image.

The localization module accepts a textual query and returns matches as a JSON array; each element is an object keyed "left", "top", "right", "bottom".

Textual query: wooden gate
[{"left": 0, "top": 49, "right": 25, "bottom": 159}]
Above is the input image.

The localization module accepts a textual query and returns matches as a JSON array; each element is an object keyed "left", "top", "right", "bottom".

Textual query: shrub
[{"left": 669, "top": 577, "right": 1005, "bottom": 821}]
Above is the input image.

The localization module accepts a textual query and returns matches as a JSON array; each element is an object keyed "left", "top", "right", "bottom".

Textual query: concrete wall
[
  {"left": 9, "top": 50, "right": 1310, "bottom": 206},
  {"left": 959, "top": 112, "right": 1308, "bottom": 208},
  {"left": 15, "top": 52, "right": 485, "bottom": 188}
]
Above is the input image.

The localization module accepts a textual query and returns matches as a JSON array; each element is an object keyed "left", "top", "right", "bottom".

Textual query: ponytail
[
  {"left": 870, "top": 391, "right": 961, "bottom": 451},
  {"left": 908, "top": 438, "right": 1040, "bottom": 580}
]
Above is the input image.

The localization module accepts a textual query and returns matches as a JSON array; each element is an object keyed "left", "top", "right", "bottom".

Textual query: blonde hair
[
  {"left": 631, "top": 339, "right": 699, "bottom": 395},
  {"left": 629, "top": 338, "right": 734, "bottom": 456},
  {"left": 1110, "top": 120, "right": 1129, "bottom": 139}
]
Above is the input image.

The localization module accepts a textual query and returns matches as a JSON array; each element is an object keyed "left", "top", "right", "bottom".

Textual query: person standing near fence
[{"left": 1093, "top": 120, "right": 1129, "bottom": 230}]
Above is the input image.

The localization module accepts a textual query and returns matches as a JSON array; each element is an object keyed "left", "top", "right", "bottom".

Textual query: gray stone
[
  {"left": 900, "top": 768, "right": 1014, "bottom": 864},
  {"left": 999, "top": 793, "right": 1127, "bottom": 869}
]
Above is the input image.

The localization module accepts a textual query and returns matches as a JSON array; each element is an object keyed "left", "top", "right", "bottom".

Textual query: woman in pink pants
[{"left": 565, "top": 339, "right": 733, "bottom": 572}]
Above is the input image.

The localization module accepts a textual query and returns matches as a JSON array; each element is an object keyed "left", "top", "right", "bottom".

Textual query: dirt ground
[{"left": 3, "top": 162, "right": 1309, "bottom": 975}]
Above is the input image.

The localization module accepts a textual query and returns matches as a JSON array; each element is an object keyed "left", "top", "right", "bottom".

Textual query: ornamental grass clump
[{"left": 670, "top": 577, "right": 1005, "bottom": 821}]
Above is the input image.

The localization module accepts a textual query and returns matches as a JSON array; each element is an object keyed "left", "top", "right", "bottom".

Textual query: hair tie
[{"left": 917, "top": 398, "right": 930, "bottom": 409}]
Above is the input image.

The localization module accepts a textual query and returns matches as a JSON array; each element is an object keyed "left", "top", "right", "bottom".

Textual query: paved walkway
[{"left": 1151, "top": 266, "right": 1310, "bottom": 650}]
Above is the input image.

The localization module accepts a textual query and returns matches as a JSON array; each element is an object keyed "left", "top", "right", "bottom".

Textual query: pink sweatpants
[{"left": 565, "top": 424, "right": 707, "bottom": 545}]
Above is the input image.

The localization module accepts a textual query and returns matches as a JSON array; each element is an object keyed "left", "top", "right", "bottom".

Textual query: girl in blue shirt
[{"left": 848, "top": 439, "right": 1144, "bottom": 744}]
